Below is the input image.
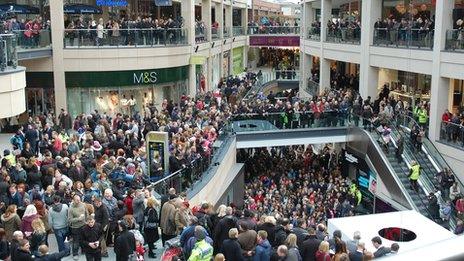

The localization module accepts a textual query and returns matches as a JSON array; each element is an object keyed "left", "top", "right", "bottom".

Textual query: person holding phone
[{"left": 80, "top": 216, "right": 103, "bottom": 261}]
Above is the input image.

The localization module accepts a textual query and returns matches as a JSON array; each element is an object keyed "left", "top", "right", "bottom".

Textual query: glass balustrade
[
  {"left": 306, "top": 27, "right": 321, "bottom": 41},
  {"left": 11, "top": 29, "right": 52, "bottom": 50},
  {"left": 232, "top": 26, "right": 245, "bottom": 36},
  {"left": 326, "top": 28, "right": 361, "bottom": 44},
  {"left": 445, "top": 29, "right": 464, "bottom": 52},
  {"left": 195, "top": 26, "right": 208, "bottom": 43},
  {"left": 63, "top": 28, "right": 188, "bottom": 48},
  {"left": 439, "top": 121, "right": 464, "bottom": 149},
  {"left": 211, "top": 27, "right": 220, "bottom": 40},
  {"left": 223, "top": 27, "right": 231, "bottom": 38},
  {"left": 0, "top": 34, "right": 18, "bottom": 71},
  {"left": 373, "top": 28, "right": 434, "bottom": 49}
]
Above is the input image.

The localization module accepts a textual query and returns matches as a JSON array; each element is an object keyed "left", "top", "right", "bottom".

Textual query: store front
[
  {"left": 25, "top": 72, "right": 56, "bottom": 116},
  {"left": 451, "top": 79, "right": 464, "bottom": 114},
  {"left": 378, "top": 68, "right": 431, "bottom": 108},
  {"left": 232, "top": 47, "right": 244, "bottom": 75},
  {"left": 190, "top": 55, "right": 207, "bottom": 94},
  {"left": 381, "top": 0, "right": 435, "bottom": 20},
  {"left": 66, "top": 66, "right": 188, "bottom": 117}
]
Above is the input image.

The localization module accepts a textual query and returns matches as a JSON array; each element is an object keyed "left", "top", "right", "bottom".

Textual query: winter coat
[
  {"left": 1, "top": 213, "right": 21, "bottom": 241},
  {"left": 221, "top": 238, "right": 245, "bottom": 261},
  {"left": 253, "top": 239, "right": 272, "bottom": 261},
  {"left": 160, "top": 200, "right": 177, "bottom": 236},
  {"left": 21, "top": 214, "right": 40, "bottom": 237}
]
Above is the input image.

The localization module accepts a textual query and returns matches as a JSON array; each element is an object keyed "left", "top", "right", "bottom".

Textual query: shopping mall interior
[{"left": 1, "top": 0, "right": 464, "bottom": 260}]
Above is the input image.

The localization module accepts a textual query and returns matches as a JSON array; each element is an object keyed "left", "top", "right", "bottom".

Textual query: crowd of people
[
  {"left": 327, "top": 18, "right": 361, "bottom": 43},
  {"left": 373, "top": 16, "right": 434, "bottom": 48},
  {"left": 2, "top": 15, "right": 50, "bottom": 49},
  {"left": 247, "top": 18, "right": 299, "bottom": 35},
  {"left": 64, "top": 15, "right": 185, "bottom": 47},
  {"left": 0, "top": 71, "right": 258, "bottom": 260},
  {"left": 441, "top": 109, "right": 464, "bottom": 148}
]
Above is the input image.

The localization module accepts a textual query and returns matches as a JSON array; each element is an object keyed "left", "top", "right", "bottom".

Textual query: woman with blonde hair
[
  {"left": 285, "top": 233, "right": 302, "bottom": 261},
  {"left": 144, "top": 197, "right": 160, "bottom": 258},
  {"left": 21, "top": 204, "right": 39, "bottom": 238},
  {"left": 0, "top": 205, "right": 21, "bottom": 240},
  {"left": 30, "top": 218, "right": 47, "bottom": 256},
  {"left": 315, "top": 241, "right": 331, "bottom": 261}
]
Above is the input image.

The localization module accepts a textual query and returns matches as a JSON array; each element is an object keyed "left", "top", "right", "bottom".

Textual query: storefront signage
[
  {"left": 190, "top": 55, "right": 207, "bottom": 65},
  {"left": 96, "top": 0, "right": 128, "bottom": 7},
  {"left": 65, "top": 66, "right": 188, "bottom": 88},
  {"left": 154, "top": 0, "right": 173, "bottom": 7},
  {"left": 232, "top": 47, "right": 244, "bottom": 75},
  {"left": 133, "top": 71, "right": 158, "bottom": 84},
  {"left": 249, "top": 36, "right": 300, "bottom": 47}
]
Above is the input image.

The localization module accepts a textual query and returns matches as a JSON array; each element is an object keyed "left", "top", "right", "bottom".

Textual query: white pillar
[
  {"left": 50, "top": 0, "right": 66, "bottom": 116},
  {"left": 207, "top": 56, "right": 213, "bottom": 91},
  {"left": 225, "top": 4, "right": 232, "bottom": 37},
  {"left": 182, "top": 0, "right": 195, "bottom": 45},
  {"left": 303, "top": 2, "right": 314, "bottom": 39},
  {"left": 300, "top": 51, "right": 309, "bottom": 93},
  {"left": 242, "top": 7, "right": 248, "bottom": 33},
  {"left": 243, "top": 45, "right": 248, "bottom": 70},
  {"left": 188, "top": 64, "right": 196, "bottom": 96},
  {"left": 321, "top": 0, "right": 332, "bottom": 42},
  {"left": 202, "top": 0, "right": 212, "bottom": 42},
  {"left": 216, "top": 2, "right": 224, "bottom": 39},
  {"left": 429, "top": 0, "right": 455, "bottom": 141},
  {"left": 359, "top": 0, "right": 382, "bottom": 99},
  {"left": 320, "top": 58, "right": 331, "bottom": 93}
]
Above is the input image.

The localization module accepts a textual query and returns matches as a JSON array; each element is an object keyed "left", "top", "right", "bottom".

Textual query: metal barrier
[
  {"left": 373, "top": 28, "right": 434, "bottom": 49},
  {"left": 63, "top": 28, "right": 188, "bottom": 48}
]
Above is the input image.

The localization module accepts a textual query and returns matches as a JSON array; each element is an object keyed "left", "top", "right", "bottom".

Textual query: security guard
[
  {"left": 188, "top": 226, "right": 213, "bottom": 261},
  {"left": 417, "top": 106, "right": 428, "bottom": 129},
  {"left": 409, "top": 160, "right": 421, "bottom": 191}
]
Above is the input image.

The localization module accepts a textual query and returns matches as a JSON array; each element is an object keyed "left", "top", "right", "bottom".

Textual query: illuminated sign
[
  {"left": 155, "top": 0, "right": 173, "bottom": 7},
  {"left": 96, "top": 0, "right": 128, "bottom": 6},
  {"left": 133, "top": 71, "right": 158, "bottom": 84},
  {"left": 146, "top": 131, "right": 169, "bottom": 180},
  {"left": 249, "top": 36, "right": 300, "bottom": 47}
]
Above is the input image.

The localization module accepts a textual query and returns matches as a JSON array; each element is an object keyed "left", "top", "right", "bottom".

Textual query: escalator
[{"left": 356, "top": 120, "right": 433, "bottom": 219}]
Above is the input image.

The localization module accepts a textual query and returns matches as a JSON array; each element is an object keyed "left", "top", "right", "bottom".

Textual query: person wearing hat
[{"left": 188, "top": 226, "right": 213, "bottom": 261}]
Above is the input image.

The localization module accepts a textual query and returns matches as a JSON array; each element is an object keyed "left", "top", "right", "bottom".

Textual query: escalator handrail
[
  {"left": 394, "top": 114, "right": 464, "bottom": 194},
  {"left": 346, "top": 114, "right": 419, "bottom": 211}
]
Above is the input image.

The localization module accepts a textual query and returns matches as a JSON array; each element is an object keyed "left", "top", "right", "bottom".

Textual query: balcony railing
[
  {"left": 11, "top": 29, "right": 52, "bottom": 50},
  {"left": 195, "top": 26, "right": 208, "bottom": 43},
  {"left": 326, "top": 28, "right": 360, "bottom": 44},
  {"left": 63, "top": 28, "right": 188, "bottom": 48},
  {"left": 439, "top": 120, "right": 464, "bottom": 150},
  {"left": 211, "top": 27, "right": 220, "bottom": 40},
  {"left": 373, "top": 28, "right": 434, "bottom": 49},
  {"left": 306, "top": 27, "right": 321, "bottom": 41},
  {"left": 0, "top": 34, "right": 18, "bottom": 71},
  {"left": 445, "top": 29, "right": 464, "bottom": 52},
  {"left": 233, "top": 26, "right": 245, "bottom": 36},
  {"left": 223, "top": 27, "right": 231, "bottom": 38},
  {"left": 247, "top": 26, "right": 300, "bottom": 35}
]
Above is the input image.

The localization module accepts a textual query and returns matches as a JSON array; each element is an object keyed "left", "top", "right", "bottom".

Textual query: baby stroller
[{"left": 161, "top": 236, "right": 183, "bottom": 261}]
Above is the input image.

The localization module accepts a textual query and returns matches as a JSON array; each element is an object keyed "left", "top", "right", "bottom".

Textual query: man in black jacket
[
  {"left": 80, "top": 216, "right": 103, "bottom": 261},
  {"left": 292, "top": 218, "right": 310, "bottom": 249},
  {"left": 213, "top": 207, "right": 237, "bottom": 253},
  {"left": 301, "top": 228, "right": 321, "bottom": 261},
  {"left": 12, "top": 239, "right": 33, "bottom": 261},
  {"left": 114, "top": 220, "right": 136, "bottom": 261},
  {"left": 93, "top": 197, "right": 110, "bottom": 257},
  {"left": 221, "top": 228, "right": 245, "bottom": 261}
]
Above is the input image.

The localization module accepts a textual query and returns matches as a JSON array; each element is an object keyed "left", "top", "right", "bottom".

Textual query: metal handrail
[{"left": 373, "top": 27, "right": 434, "bottom": 49}]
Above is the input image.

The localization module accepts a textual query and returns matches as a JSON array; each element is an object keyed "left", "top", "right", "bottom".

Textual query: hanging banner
[{"left": 249, "top": 36, "right": 300, "bottom": 47}]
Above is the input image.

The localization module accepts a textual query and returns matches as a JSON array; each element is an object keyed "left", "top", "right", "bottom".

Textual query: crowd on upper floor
[{"left": 1, "top": 16, "right": 50, "bottom": 48}]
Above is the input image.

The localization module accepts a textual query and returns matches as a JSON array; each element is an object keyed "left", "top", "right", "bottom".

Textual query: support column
[
  {"left": 243, "top": 45, "right": 248, "bottom": 71},
  {"left": 300, "top": 51, "right": 309, "bottom": 95},
  {"left": 321, "top": 0, "right": 332, "bottom": 42},
  {"left": 50, "top": 0, "right": 66, "bottom": 116},
  {"left": 202, "top": 0, "right": 212, "bottom": 42},
  {"left": 225, "top": 4, "right": 232, "bottom": 37},
  {"left": 320, "top": 58, "right": 331, "bottom": 92},
  {"left": 303, "top": 2, "right": 314, "bottom": 39},
  {"left": 207, "top": 56, "right": 213, "bottom": 91},
  {"left": 215, "top": 2, "right": 224, "bottom": 39},
  {"left": 359, "top": 0, "right": 382, "bottom": 99},
  {"left": 182, "top": 0, "right": 195, "bottom": 45},
  {"left": 242, "top": 7, "right": 248, "bottom": 33},
  {"left": 429, "top": 0, "right": 455, "bottom": 141},
  {"left": 188, "top": 64, "right": 196, "bottom": 96}
]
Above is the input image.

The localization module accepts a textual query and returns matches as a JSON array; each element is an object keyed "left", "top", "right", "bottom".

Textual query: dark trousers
[
  {"left": 410, "top": 179, "right": 418, "bottom": 191},
  {"left": 85, "top": 252, "right": 102, "bottom": 261},
  {"left": 162, "top": 233, "right": 176, "bottom": 247},
  {"left": 71, "top": 226, "right": 83, "bottom": 256}
]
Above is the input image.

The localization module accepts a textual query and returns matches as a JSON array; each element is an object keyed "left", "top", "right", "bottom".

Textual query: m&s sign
[{"left": 133, "top": 71, "right": 158, "bottom": 84}]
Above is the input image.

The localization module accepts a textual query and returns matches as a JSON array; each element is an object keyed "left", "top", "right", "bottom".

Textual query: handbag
[{"left": 144, "top": 208, "right": 157, "bottom": 229}]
